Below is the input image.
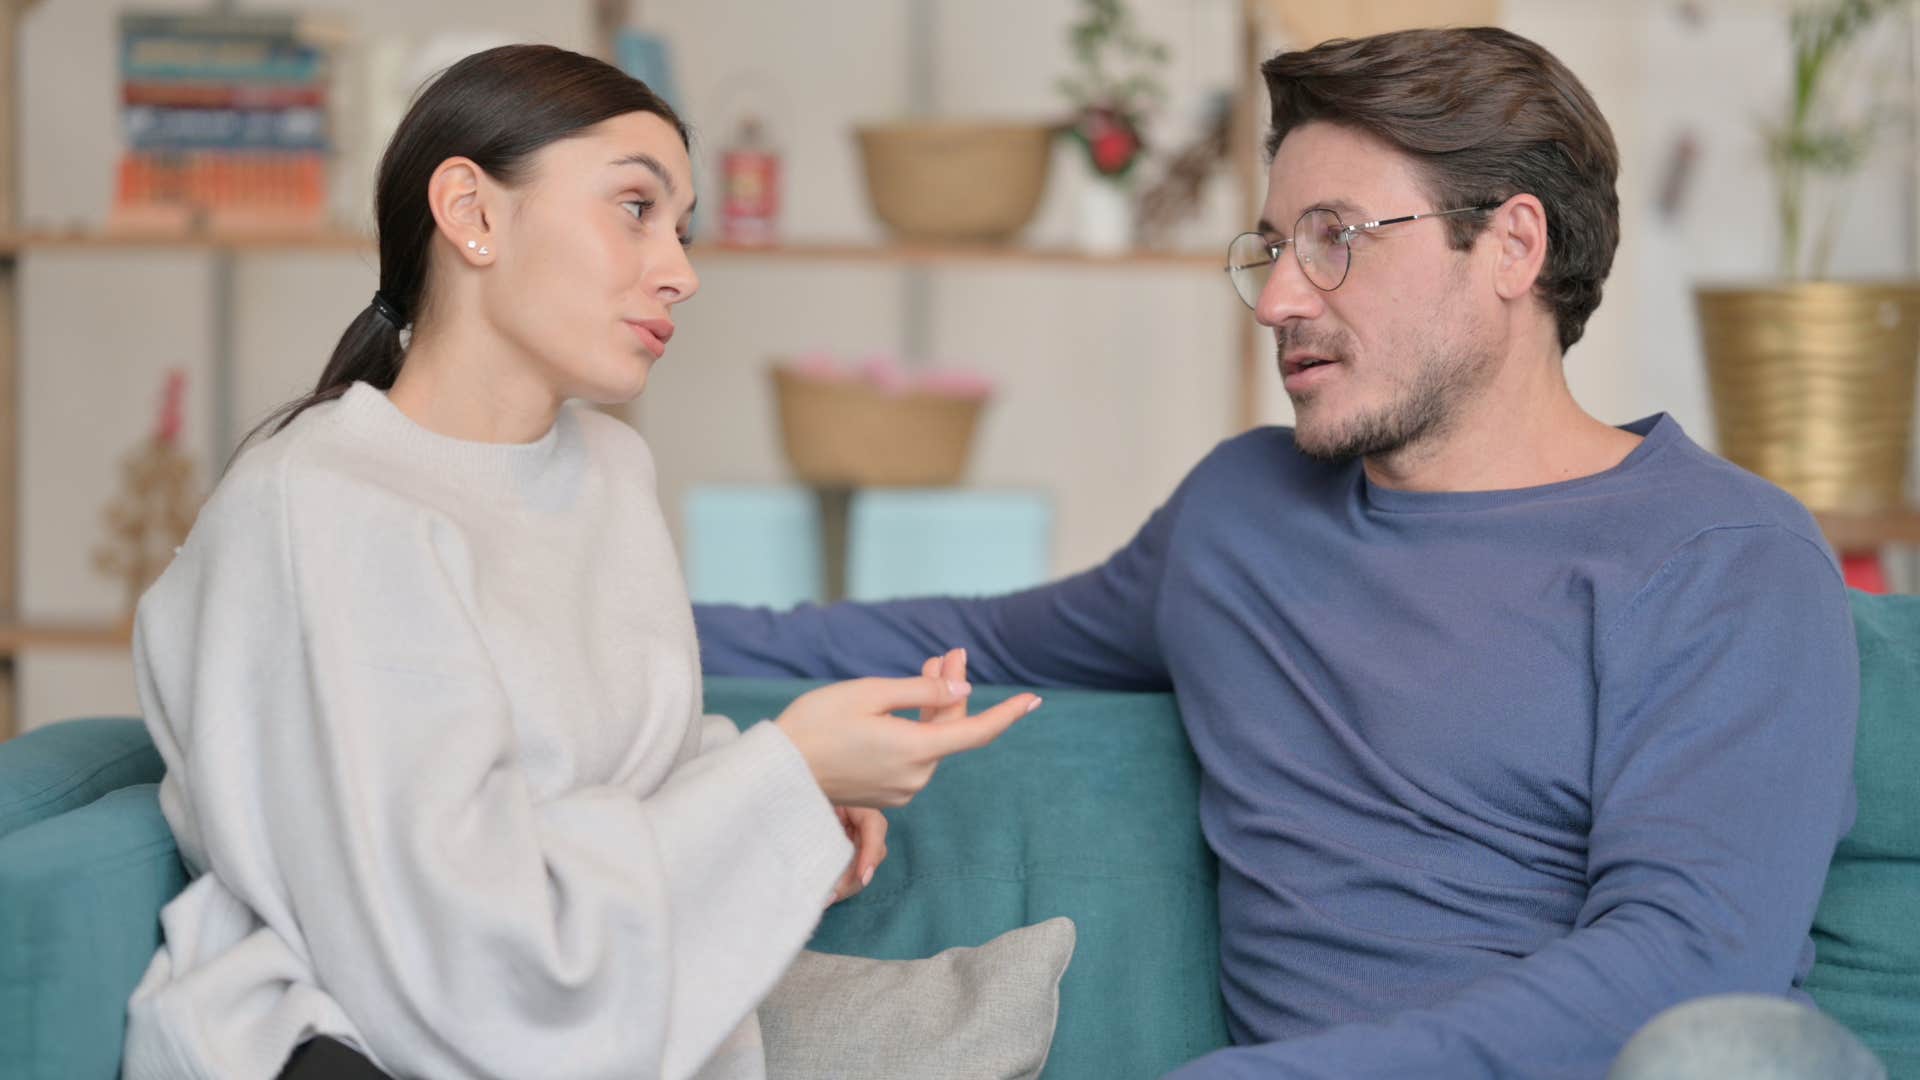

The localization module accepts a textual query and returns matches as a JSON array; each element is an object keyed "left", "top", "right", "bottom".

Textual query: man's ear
[
  {"left": 1489, "top": 194, "right": 1548, "bottom": 302},
  {"left": 426, "top": 156, "right": 497, "bottom": 266}
]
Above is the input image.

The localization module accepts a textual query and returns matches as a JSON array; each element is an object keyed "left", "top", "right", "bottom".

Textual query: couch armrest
[{"left": 0, "top": 717, "right": 160, "bottom": 840}]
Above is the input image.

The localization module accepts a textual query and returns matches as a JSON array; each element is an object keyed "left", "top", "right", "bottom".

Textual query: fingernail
[
  {"left": 862, "top": 866, "right": 875, "bottom": 887},
  {"left": 1026, "top": 696, "right": 1043, "bottom": 714},
  {"left": 947, "top": 679, "right": 971, "bottom": 697},
  {"left": 956, "top": 647, "right": 967, "bottom": 663}
]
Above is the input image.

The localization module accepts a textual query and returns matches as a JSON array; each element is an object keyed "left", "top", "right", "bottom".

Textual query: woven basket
[
  {"left": 854, "top": 121, "right": 1053, "bottom": 244},
  {"left": 1698, "top": 282, "right": 1920, "bottom": 512},
  {"left": 770, "top": 367, "right": 985, "bottom": 488}
]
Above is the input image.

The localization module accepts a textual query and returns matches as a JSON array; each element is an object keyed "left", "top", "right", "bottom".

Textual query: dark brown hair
[
  {"left": 1261, "top": 27, "right": 1619, "bottom": 352},
  {"left": 250, "top": 44, "right": 688, "bottom": 443}
]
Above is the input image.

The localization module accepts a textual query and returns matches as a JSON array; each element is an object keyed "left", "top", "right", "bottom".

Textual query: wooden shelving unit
[
  {"left": 0, "top": 0, "right": 29, "bottom": 739},
  {"left": 0, "top": 1, "right": 1272, "bottom": 740},
  {"left": 0, "top": 620, "right": 131, "bottom": 656},
  {"left": 3, "top": 3, "right": 1913, "bottom": 744},
  {"left": 0, "top": 229, "right": 1229, "bottom": 270}
]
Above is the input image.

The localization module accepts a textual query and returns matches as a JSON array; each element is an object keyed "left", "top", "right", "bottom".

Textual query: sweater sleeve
[
  {"left": 693, "top": 482, "right": 1191, "bottom": 692},
  {"left": 145, "top": 459, "right": 852, "bottom": 1080},
  {"left": 1163, "top": 524, "right": 1859, "bottom": 1079}
]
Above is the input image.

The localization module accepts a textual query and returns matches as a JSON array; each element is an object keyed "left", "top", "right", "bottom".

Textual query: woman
[{"left": 122, "top": 44, "right": 1040, "bottom": 1080}]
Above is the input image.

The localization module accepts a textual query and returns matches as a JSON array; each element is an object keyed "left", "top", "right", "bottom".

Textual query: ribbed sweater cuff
[{"left": 730, "top": 721, "right": 853, "bottom": 900}]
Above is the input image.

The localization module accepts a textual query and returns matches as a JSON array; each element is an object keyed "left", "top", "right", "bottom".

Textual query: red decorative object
[
  {"left": 719, "top": 115, "right": 780, "bottom": 247},
  {"left": 1840, "top": 552, "right": 1888, "bottom": 594}
]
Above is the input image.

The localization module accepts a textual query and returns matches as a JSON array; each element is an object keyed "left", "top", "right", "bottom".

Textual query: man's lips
[
  {"left": 1280, "top": 352, "right": 1342, "bottom": 394},
  {"left": 624, "top": 318, "right": 674, "bottom": 358},
  {"left": 1281, "top": 352, "right": 1338, "bottom": 377}
]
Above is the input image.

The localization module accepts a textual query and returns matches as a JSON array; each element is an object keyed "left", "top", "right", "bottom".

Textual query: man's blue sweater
[{"left": 695, "top": 415, "right": 1858, "bottom": 1078}]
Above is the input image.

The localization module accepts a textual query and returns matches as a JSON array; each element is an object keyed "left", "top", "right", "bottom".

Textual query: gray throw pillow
[{"left": 760, "top": 917, "right": 1076, "bottom": 1080}]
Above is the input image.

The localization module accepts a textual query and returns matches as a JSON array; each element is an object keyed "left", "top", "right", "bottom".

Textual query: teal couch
[{"left": 2, "top": 592, "right": 1916, "bottom": 1079}]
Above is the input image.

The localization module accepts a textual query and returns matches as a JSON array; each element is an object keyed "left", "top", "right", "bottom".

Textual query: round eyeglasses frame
[{"left": 1225, "top": 203, "right": 1505, "bottom": 309}]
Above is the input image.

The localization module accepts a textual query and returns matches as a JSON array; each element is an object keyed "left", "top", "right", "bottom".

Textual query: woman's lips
[{"left": 624, "top": 318, "right": 674, "bottom": 359}]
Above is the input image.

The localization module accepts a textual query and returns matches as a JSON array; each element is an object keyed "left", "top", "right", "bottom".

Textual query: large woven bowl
[{"left": 854, "top": 120, "right": 1053, "bottom": 244}]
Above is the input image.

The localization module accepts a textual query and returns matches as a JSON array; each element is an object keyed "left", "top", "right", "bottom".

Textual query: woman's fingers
[
  {"left": 848, "top": 670, "right": 971, "bottom": 715},
  {"left": 923, "top": 692, "right": 1041, "bottom": 756},
  {"left": 916, "top": 656, "right": 942, "bottom": 722},
  {"left": 828, "top": 807, "right": 890, "bottom": 903},
  {"left": 853, "top": 808, "right": 888, "bottom": 885},
  {"left": 927, "top": 648, "right": 969, "bottom": 724}
]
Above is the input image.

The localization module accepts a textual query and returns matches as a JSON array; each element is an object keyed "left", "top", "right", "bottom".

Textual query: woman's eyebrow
[{"left": 609, "top": 152, "right": 678, "bottom": 198}]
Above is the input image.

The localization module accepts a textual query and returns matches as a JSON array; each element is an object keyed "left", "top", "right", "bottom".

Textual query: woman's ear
[
  {"left": 426, "top": 157, "right": 497, "bottom": 266},
  {"left": 1490, "top": 193, "right": 1548, "bottom": 302}
]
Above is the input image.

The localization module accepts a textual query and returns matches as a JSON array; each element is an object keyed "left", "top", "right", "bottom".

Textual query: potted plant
[
  {"left": 1696, "top": 0, "right": 1920, "bottom": 513},
  {"left": 1056, "top": 0, "right": 1168, "bottom": 253}
]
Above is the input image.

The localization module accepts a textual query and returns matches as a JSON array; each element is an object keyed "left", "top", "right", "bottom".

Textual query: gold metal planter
[{"left": 1697, "top": 283, "right": 1920, "bottom": 512}]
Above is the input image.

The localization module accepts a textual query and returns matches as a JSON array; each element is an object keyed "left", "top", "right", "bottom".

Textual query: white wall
[{"left": 13, "top": 1, "right": 1917, "bottom": 729}]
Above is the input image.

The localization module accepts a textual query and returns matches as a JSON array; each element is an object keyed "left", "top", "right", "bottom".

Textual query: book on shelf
[{"left": 111, "top": 11, "right": 345, "bottom": 236}]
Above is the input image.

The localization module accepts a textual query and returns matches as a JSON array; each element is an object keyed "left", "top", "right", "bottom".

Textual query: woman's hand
[
  {"left": 829, "top": 806, "right": 889, "bottom": 904},
  {"left": 776, "top": 648, "right": 1040, "bottom": 810}
]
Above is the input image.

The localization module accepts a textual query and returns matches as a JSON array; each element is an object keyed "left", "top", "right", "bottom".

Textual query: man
[{"left": 697, "top": 27, "right": 1872, "bottom": 1078}]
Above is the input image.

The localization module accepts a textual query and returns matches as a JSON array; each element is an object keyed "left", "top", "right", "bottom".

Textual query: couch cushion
[
  {"left": 0, "top": 717, "right": 162, "bottom": 840},
  {"left": 0, "top": 782, "right": 187, "bottom": 1080},
  {"left": 1805, "top": 591, "right": 1920, "bottom": 1077},
  {"left": 706, "top": 678, "right": 1233, "bottom": 1080},
  {"left": 761, "top": 916, "right": 1076, "bottom": 1080}
]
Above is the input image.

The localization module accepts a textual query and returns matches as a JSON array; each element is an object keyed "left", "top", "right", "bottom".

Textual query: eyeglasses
[{"left": 1225, "top": 203, "right": 1503, "bottom": 308}]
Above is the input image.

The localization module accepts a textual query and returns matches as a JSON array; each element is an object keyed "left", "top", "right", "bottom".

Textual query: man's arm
[
  {"left": 1168, "top": 524, "right": 1859, "bottom": 1079},
  {"left": 696, "top": 485, "right": 1193, "bottom": 691}
]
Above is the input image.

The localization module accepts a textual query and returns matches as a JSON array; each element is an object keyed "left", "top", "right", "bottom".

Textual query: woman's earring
[
  {"left": 478, "top": 246, "right": 490, "bottom": 256},
  {"left": 466, "top": 240, "right": 477, "bottom": 250}
]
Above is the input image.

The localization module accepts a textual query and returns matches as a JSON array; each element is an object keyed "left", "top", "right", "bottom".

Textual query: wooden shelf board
[
  {"left": 0, "top": 620, "right": 133, "bottom": 657},
  {"left": 0, "top": 230, "right": 1227, "bottom": 270},
  {"left": 0, "top": 228, "right": 370, "bottom": 253},
  {"left": 694, "top": 241, "right": 1227, "bottom": 270}
]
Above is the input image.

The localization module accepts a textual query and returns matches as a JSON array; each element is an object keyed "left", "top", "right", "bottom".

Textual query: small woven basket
[{"left": 770, "top": 366, "right": 986, "bottom": 488}]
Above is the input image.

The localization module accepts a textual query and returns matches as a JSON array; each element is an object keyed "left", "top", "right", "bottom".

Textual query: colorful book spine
[
  {"left": 111, "top": 11, "right": 335, "bottom": 233},
  {"left": 124, "top": 106, "right": 329, "bottom": 151}
]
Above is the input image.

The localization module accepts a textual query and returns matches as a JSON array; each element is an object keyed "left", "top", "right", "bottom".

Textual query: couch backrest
[
  {"left": 706, "top": 677, "right": 1234, "bottom": 1079},
  {"left": 1805, "top": 592, "right": 1920, "bottom": 1077}
]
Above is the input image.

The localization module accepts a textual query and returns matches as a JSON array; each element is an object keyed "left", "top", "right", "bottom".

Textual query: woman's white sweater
[{"left": 121, "top": 383, "right": 851, "bottom": 1080}]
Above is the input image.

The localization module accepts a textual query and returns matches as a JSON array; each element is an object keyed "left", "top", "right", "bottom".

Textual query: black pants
[{"left": 277, "top": 1036, "right": 393, "bottom": 1079}]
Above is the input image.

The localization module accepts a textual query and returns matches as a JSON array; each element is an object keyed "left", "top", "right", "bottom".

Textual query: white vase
[{"left": 1077, "top": 178, "right": 1134, "bottom": 255}]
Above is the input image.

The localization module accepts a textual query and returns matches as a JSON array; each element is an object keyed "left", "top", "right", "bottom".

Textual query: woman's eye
[
  {"left": 678, "top": 234, "right": 693, "bottom": 249},
  {"left": 622, "top": 199, "right": 653, "bottom": 221}
]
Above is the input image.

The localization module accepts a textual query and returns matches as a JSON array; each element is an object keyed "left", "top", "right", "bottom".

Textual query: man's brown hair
[{"left": 1261, "top": 27, "right": 1620, "bottom": 352}]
